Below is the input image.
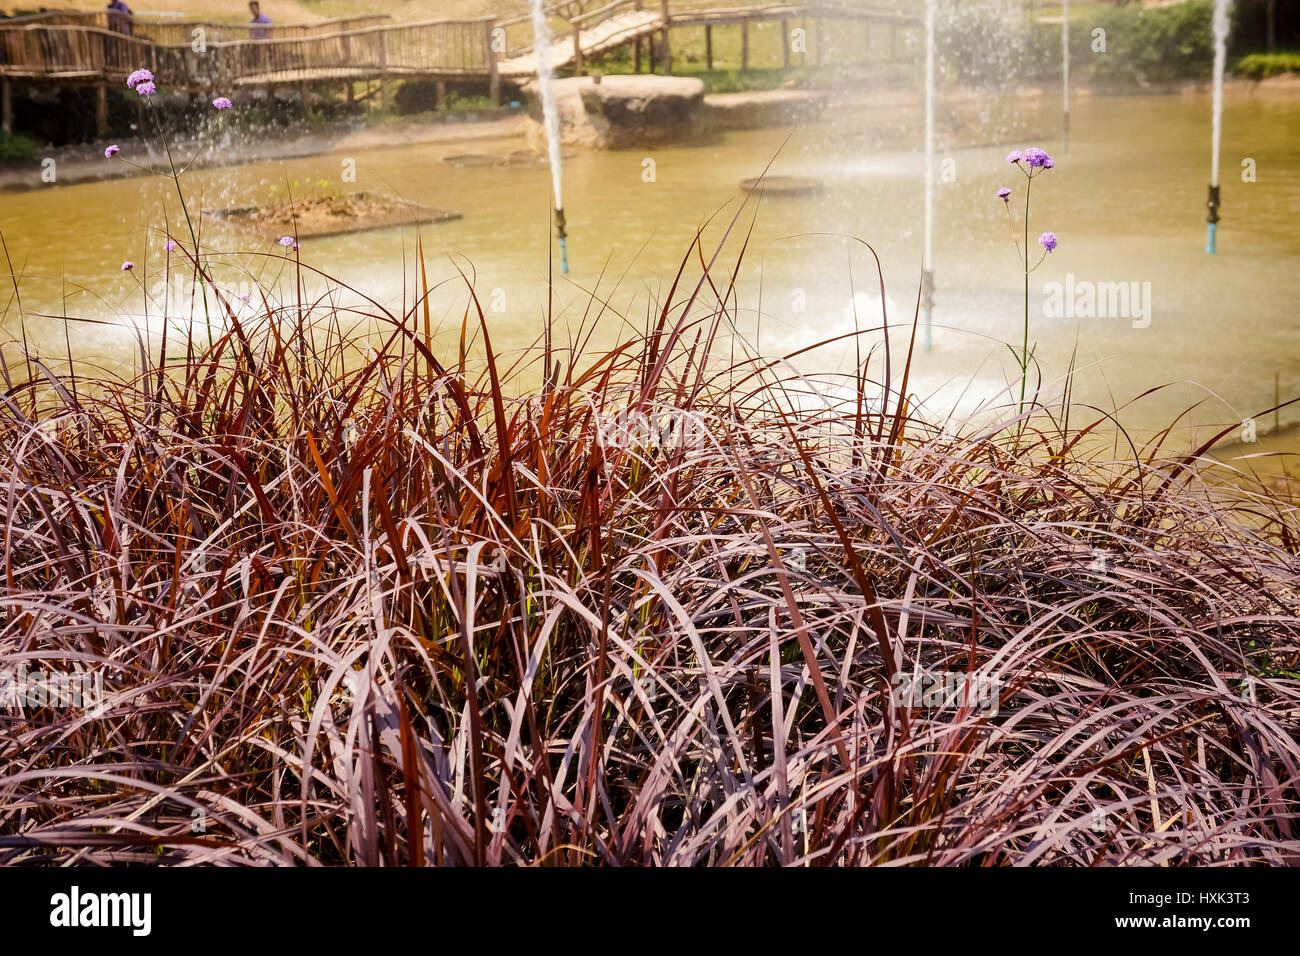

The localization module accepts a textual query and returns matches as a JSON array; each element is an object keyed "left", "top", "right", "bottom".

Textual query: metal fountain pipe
[
  {"left": 555, "top": 206, "right": 569, "bottom": 275},
  {"left": 1207, "top": 0, "right": 1230, "bottom": 254}
]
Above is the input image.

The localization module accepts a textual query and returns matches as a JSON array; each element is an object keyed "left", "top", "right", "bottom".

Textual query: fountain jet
[
  {"left": 1207, "top": 0, "right": 1230, "bottom": 253},
  {"left": 530, "top": 0, "right": 569, "bottom": 273},
  {"left": 922, "top": 0, "right": 935, "bottom": 350},
  {"left": 1062, "top": 0, "right": 1070, "bottom": 153}
]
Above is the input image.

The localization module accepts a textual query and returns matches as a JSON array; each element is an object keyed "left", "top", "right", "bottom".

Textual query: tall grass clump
[{"left": 0, "top": 213, "right": 1298, "bottom": 865}]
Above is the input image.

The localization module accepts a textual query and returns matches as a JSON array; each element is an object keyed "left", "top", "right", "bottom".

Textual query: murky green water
[{"left": 2, "top": 87, "right": 1298, "bottom": 447}]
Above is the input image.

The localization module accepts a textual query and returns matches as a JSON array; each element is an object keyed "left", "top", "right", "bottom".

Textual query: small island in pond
[{"left": 205, "top": 192, "right": 461, "bottom": 241}]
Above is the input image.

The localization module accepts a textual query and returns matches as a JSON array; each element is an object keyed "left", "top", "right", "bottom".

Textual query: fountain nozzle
[
  {"left": 555, "top": 206, "right": 569, "bottom": 275},
  {"left": 1206, "top": 184, "right": 1220, "bottom": 254},
  {"left": 920, "top": 269, "right": 935, "bottom": 352}
]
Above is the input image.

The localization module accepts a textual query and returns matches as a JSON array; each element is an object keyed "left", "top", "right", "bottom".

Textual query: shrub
[
  {"left": 0, "top": 131, "right": 39, "bottom": 164},
  {"left": 0, "top": 223, "right": 1296, "bottom": 865},
  {"left": 1235, "top": 51, "right": 1300, "bottom": 79}
]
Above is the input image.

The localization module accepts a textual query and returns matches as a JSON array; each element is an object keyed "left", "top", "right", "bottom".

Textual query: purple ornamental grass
[{"left": 1, "top": 245, "right": 1297, "bottom": 866}]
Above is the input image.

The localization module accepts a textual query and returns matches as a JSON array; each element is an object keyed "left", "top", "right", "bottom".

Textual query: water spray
[
  {"left": 1207, "top": 0, "right": 1230, "bottom": 254},
  {"left": 922, "top": 0, "right": 935, "bottom": 351},
  {"left": 1062, "top": 0, "right": 1070, "bottom": 153},
  {"left": 530, "top": 0, "right": 570, "bottom": 273}
]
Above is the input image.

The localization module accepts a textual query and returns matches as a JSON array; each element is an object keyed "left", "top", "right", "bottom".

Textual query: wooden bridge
[{"left": 1, "top": 2, "right": 921, "bottom": 133}]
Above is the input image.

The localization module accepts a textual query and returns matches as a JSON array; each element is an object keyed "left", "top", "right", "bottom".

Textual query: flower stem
[
  {"left": 147, "top": 100, "right": 212, "bottom": 343},
  {"left": 1020, "top": 173, "right": 1032, "bottom": 421}
]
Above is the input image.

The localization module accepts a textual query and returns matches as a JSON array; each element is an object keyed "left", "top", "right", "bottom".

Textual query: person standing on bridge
[
  {"left": 106, "top": 0, "right": 133, "bottom": 35},
  {"left": 249, "top": 1, "right": 272, "bottom": 40}
]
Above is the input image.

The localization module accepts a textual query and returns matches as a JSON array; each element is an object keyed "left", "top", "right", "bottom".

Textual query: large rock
[
  {"left": 578, "top": 75, "right": 705, "bottom": 147},
  {"left": 521, "top": 76, "right": 830, "bottom": 149},
  {"left": 522, "top": 74, "right": 705, "bottom": 149},
  {"left": 521, "top": 76, "right": 603, "bottom": 149}
]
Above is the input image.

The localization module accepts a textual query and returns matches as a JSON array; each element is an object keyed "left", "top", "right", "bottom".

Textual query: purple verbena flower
[
  {"left": 1038, "top": 231, "right": 1059, "bottom": 253},
  {"left": 1023, "top": 147, "right": 1054, "bottom": 169},
  {"left": 165, "top": 240, "right": 177, "bottom": 252},
  {"left": 997, "top": 187, "right": 1012, "bottom": 202},
  {"left": 121, "top": 261, "right": 134, "bottom": 271},
  {"left": 126, "top": 68, "right": 153, "bottom": 90},
  {"left": 278, "top": 236, "right": 300, "bottom": 250},
  {"left": 212, "top": 96, "right": 233, "bottom": 110},
  {"left": 239, "top": 293, "right": 251, "bottom": 303},
  {"left": 1006, "top": 150, "right": 1024, "bottom": 164},
  {"left": 104, "top": 144, "right": 120, "bottom": 158},
  {"left": 135, "top": 81, "right": 157, "bottom": 97}
]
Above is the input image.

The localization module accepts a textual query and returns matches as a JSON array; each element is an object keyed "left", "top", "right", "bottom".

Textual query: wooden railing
[
  {"left": 0, "top": 3, "right": 922, "bottom": 89},
  {"left": 1, "top": 16, "right": 497, "bottom": 87},
  {"left": 0, "top": 24, "right": 158, "bottom": 81},
  {"left": 498, "top": 0, "right": 594, "bottom": 58},
  {"left": 0, "top": 11, "right": 392, "bottom": 45},
  {"left": 568, "top": 0, "right": 654, "bottom": 75},
  {"left": 204, "top": 18, "right": 497, "bottom": 84}
]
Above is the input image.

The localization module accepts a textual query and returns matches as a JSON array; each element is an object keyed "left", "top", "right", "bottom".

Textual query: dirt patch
[{"left": 205, "top": 191, "right": 461, "bottom": 240}]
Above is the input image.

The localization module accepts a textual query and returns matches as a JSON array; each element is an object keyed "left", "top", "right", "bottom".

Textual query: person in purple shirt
[
  {"left": 106, "top": 0, "right": 133, "bottom": 35},
  {"left": 248, "top": 1, "right": 272, "bottom": 40}
]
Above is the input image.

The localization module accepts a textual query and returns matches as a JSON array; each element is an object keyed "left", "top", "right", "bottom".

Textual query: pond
[{"left": 2, "top": 86, "right": 1297, "bottom": 447}]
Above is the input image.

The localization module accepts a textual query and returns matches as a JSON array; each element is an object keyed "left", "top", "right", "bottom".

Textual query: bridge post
[
  {"left": 378, "top": 30, "right": 388, "bottom": 111},
  {"left": 660, "top": 0, "right": 671, "bottom": 75},
  {"left": 96, "top": 84, "right": 108, "bottom": 138},
  {"left": 487, "top": 19, "right": 500, "bottom": 103},
  {"left": 741, "top": 21, "right": 749, "bottom": 71},
  {"left": 633, "top": 0, "right": 643, "bottom": 73},
  {"left": 1, "top": 80, "right": 11, "bottom": 135},
  {"left": 573, "top": 25, "right": 583, "bottom": 77},
  {"left": 705, "top": 25, "right": 712, "bottom": 70}
]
